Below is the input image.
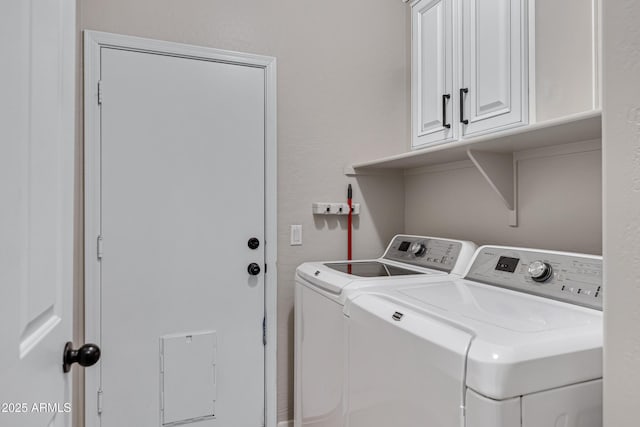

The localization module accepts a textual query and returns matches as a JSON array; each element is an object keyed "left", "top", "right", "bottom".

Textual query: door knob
[
  {"left": 247, "top": 263, "right": 261, "bottom": 276},
  {"left": 63, "top": 342, "right": 101, "bottom": 373}
]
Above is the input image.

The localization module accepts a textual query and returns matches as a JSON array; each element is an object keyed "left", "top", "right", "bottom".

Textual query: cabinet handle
[
  {"left": 460, "top": 88, "right": 469, "bottom": 125},
  {"left": 442, "top": 94, "right": 451, "bottom": 129}
]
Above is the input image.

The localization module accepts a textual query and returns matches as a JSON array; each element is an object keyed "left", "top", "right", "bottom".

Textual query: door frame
[{"left": 83, "top": 31, "right": 277, "bottom": 427}]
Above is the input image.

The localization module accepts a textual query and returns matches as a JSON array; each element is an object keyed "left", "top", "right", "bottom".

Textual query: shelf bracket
[{"left": 467, "top": 149, "right": 518, "bottom": 227}]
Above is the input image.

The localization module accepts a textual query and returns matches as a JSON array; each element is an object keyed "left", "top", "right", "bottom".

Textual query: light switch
[{"left": 290, "top": 225, "right": 302, "bottom": 246}]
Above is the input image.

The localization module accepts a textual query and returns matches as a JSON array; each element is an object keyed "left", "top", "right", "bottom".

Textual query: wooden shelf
[{"left": 346, "top": 110, "right": 601, "bottom": 173}]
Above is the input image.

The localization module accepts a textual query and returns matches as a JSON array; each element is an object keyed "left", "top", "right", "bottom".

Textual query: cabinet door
[
  {"left": 412, "top": 0, "right": 455, "bottom": 149},
  {"left": 460, "top": 0, "right": 527, "bottom": 137}
]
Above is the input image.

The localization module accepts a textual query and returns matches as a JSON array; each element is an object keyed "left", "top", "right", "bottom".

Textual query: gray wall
[
  {"left": 78, "top": 0, "right": 409, "bottom": 422},
  {"left": 602, "top": 0, "right": 640, "bottom": 424},
  {"left": 405, "top": 144, "right": 602, "bottom": 254}
]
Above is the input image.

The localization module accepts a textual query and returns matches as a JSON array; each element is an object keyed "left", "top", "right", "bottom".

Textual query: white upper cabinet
[
  {"left": 412, "top": 0, "right": 455, "bottom": 148},
  {"left": 460, "top": 0, "right": 527, "bottom": 137},
  {"left": 410, "top": 0, "right": 528, "bottom": 149}
]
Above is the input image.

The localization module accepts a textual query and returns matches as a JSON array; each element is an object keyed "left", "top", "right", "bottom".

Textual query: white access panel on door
[{"left": 161, "top": 332, "right": 217, "bottom": 425}]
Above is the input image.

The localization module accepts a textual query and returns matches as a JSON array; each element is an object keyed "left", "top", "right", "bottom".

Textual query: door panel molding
[{"left": 83, "top": 31, "right": 277, "bottom": 427}]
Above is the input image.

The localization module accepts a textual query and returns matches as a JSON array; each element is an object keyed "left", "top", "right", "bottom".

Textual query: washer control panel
[
  {"left": 384, "top": 235, "right": 463, "bottom": 272},
  {"left": 466, "top": 247, "right": 603, "bottom": 310}
]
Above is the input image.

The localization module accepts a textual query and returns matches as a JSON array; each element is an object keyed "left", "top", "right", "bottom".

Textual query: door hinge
[
  {"left": 262, "top": 316, "right": 266, "bottom": 346},
  {"left": 97, "top": 235, "right": 103, "bottom": 260},
  {"left": 97, "top": 80, "right": 103, "bottom": 105},
  {"left": 97, "top": 389, "right": 103, "bottom": 414}
]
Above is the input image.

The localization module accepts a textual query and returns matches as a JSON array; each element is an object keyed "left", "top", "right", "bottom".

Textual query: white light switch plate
[{"left": 290, "top": 225, "right": 302, "bottom": 246}]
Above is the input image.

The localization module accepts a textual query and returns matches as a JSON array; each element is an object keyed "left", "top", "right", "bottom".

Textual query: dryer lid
[
  {"left": 347, "top": 281, "right": 602, "bottom": 400},
  {"left": 397, "top": 282, "right": 599, "bottom": 333}
]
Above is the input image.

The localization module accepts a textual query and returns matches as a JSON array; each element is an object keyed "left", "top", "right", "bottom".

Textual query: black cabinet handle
[
  {"left": 460, "top": 88, "right": 469, "bottom": 125},
  {"left": 442, "top": 94, "right": 451, "bottom": 128}
]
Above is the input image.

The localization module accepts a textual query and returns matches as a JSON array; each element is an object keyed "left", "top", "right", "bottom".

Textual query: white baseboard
[{"left": 277, "top": 421, "right": 293, "bottom": 427}]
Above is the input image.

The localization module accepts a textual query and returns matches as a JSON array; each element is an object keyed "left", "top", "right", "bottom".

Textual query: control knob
[
  {"left": 528, "top": 260, "right": 553, "bottom": 283},
  {"left": 409, "top": 242, "right": 427, "bottom": 257}
]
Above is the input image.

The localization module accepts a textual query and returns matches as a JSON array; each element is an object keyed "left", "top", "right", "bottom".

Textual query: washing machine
[
  {"left": 294, "top": 234, "right": 477, "bottom": 427},
  {"left": 344, "top": 245, "right": 603, "bottom": 427}
]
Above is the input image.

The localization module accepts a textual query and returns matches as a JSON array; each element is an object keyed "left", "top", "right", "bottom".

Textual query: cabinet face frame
[
  {"left": 411, "top": 0, "right": 457, "bottom": 149},
  {"left": 458, "top": 0, "right": 529, "bottom": 137}
]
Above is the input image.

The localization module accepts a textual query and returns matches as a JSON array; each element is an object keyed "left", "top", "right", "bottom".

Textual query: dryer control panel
[
  {"left": 466, "top": 247, "right": 603, "bottom": 310},
  {"left": 383, "top": 235, "right": 463, "bottom": 273}
]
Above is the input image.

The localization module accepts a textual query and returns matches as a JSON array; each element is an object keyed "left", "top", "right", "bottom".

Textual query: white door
[
  {"left": 412, "top": 0, "right": 455, "bottom": 149},
  {"left": 85, "top": 38, "right": 272, "bottom": 427},
  {"left": 0, "top": 0, "right": 76, "bottom": 426},
  {"left": 460, "top": 0, "right": 527, "bottom": 137}
]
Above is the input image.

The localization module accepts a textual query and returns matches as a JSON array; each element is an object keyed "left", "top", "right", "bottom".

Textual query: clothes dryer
[{"left": 344, "top": 245, "right": 603, "bottom": 427}]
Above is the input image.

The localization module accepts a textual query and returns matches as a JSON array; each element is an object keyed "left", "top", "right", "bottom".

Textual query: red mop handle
[{"left": 347, "top": 184, "right": 353, "bottom": 261}]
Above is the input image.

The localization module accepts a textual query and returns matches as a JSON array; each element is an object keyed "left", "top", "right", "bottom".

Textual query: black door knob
[
  {"left": 248, "top": 237, "right": 260, "bottom": 250},
  {"left": 247, "top": 263, "right": 261, "bottom": 276},
  {"left": 63, "top": 342, "right": 101, "bottom": 373}
]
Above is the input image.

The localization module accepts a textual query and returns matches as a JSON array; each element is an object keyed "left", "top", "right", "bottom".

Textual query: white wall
[
  {"left": 405, "top": 144, "right": 602, "bottom": 254},
  {"left": 78, "top": 0, "right": 409, "bottom": 423},
  {"left": 602, "top": 0, "right": 640, "bottom": 424}
]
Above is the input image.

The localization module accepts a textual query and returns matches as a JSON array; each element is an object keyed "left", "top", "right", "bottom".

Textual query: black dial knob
[
  {"left": 63, "top": 342, "right": 101, "bottom": 373},
  {"left": 248, "top": 263, "right": 261, "bottom": 276},
  {"left": 248, "top": 238, "right": 260, "bottom": 250}
]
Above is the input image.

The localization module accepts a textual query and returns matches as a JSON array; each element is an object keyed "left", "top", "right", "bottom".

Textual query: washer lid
[
  {"left": 347, "top": 280, "right": 602, "bottom": 400},
  {"left": 324, "top": 261, "right": 427, "bottom": 277},
  {"left": 296, "top": 261, "right": 441, "bottom": 295}
]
